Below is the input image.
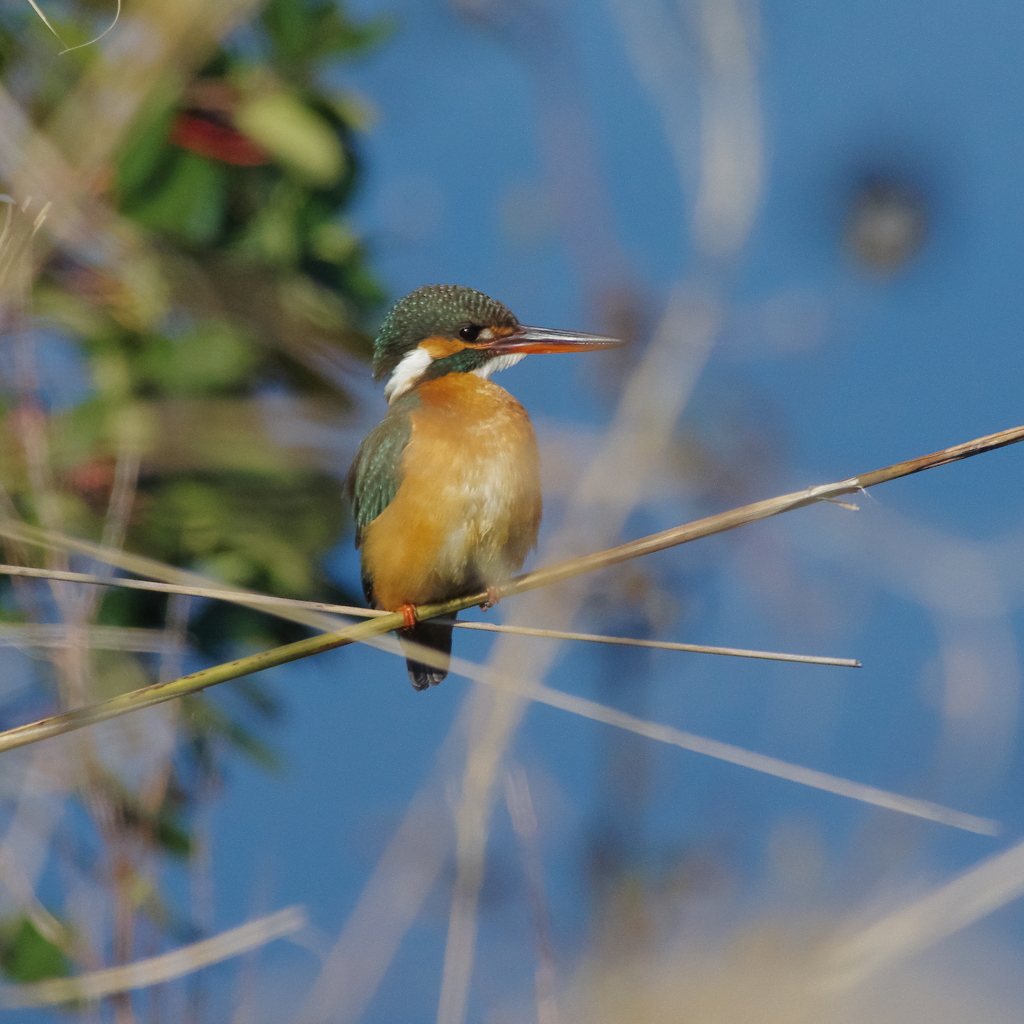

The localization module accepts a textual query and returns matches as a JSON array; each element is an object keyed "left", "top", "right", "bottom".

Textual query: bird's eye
[{"left": 459, "top": 325, "right": 482, "bottom": 342}]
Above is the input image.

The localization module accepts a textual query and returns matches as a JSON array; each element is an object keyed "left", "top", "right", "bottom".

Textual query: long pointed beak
[{"left": 484, "top": 324, "right": 623, "bottom": 355}]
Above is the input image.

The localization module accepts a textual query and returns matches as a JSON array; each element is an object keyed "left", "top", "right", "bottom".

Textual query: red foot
[
  {"left": 479, "top": 586, "right": 502, "bottom": 612},
  {"left": 399, "top": 603, "right": 418, "bottom": 628}
]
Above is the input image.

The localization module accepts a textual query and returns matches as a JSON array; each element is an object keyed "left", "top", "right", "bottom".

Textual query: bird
[{"left": 345, "top": 284, "right": 621, "bottom": 690}]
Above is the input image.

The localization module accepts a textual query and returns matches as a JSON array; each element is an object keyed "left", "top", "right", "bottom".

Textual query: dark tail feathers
[{"left": 399, "top": 617, "right": 454, "bottom": 690}]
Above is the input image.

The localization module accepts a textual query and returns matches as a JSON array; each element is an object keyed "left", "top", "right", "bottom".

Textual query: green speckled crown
[{"left": 373, "top": 284, "right": 519, "bottom": 382}]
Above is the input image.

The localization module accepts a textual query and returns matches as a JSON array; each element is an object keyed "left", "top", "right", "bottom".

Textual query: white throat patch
[
  {"left": 384, "top": 347, "right": 526, "bottom": 403},
  {"left": 384, "top": 346, "right": 433, "bottom": 403},
  {"left": 472, "top": 353, "right": 525, "bottom": 379}
]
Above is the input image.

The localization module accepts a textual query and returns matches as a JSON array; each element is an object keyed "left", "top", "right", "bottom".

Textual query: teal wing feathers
[{"left": 344, "top": 393, "right": 417, "bottom": 548}]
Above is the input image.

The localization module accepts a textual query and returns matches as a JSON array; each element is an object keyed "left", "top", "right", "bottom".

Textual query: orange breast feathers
[{"left": 360, "top": 374, "right": 543, "bottom": 611}]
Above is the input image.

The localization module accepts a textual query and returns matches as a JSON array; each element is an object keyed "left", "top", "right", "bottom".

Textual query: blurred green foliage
[
  {"left": 1, "top": 0, "right": 386, "bottom": 641},
  {"left": 27, "top": 20, "right": 376, "bottom": 629},
  {"left": 0, "top": 0, "right": 389, "bottom": 980},
  {"left": 0, "top": 918, "right": 71, "bottom": 984}
]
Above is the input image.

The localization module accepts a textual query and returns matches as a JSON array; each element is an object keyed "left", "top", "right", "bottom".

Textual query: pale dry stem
[{"left": 0, "top": 905, "right": 306, "bottom": 1007}]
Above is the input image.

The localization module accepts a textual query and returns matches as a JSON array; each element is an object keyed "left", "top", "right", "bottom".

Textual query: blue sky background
[{"left": 29, "top": 1, "right": 1022, "bottom": 1020}]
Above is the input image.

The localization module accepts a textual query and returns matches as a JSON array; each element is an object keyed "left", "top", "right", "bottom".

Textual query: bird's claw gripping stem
[
  {"left": 479, "top": 586, "right": 502, "bottom": 612},
  {"left": 399, "top": 604, "right": 417, "bottom": 628}
]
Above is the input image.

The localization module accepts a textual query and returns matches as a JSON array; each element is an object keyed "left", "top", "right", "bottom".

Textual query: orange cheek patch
[{"left": 419, "top": 335, "right": 467, "bottom": 359}]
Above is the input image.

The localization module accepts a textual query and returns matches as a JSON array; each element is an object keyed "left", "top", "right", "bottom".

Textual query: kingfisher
[{"left": 346, "top": 284, "right": 621, "bottom": 690}]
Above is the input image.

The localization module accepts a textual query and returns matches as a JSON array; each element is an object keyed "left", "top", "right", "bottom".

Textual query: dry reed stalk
[
  {"left": 0, "top": 423, "right": 1017, "bottom": 755},
  {"left": 0, "top": 563, "right": 860, "bottom": 666}
]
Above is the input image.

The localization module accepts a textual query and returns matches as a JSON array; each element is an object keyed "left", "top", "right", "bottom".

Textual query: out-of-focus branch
[
  {"left": 0, "top": 905, "right": 306, "bottom": 1007},
  {"left": 436, "top": 0, "right": 765, "bottom": 1005},
  {"left": 826, "top": 836, "right": 1024, "bottom": 988}
]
